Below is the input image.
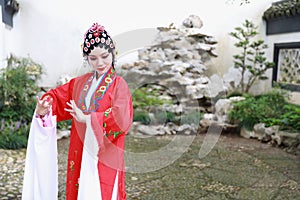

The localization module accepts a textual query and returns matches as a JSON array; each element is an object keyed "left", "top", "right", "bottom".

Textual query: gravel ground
[{"left": 0, "top": 134, "right": 299, "bottom": 200}]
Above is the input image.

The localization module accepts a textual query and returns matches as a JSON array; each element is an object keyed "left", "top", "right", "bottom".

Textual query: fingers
[
  {"left": 66, "top": 101, "right": 73, "bottom": 108},
  {"left": 35, "top": 96, "right": 53, "bottom": 116},
  {"left": 64, "top": 108, "right": 74, "bottom": 113},
  {"left": 65, "top": 106, "right": 78, "bottom": 121},
  {"left": 65, "top": 100, "right": 77, "bottom": 114},
  {"left": 42, "top": 98, "right": 48, "bottom": 107},
  {"left": 48, "top": 98, "right": 53, "bottom": 106},
  {"left": 66, "top": 100, "right": 79, "bottom": 111},
  {"left": 65, "top": 100, "right": 87, "bottom": 123},
  {"left": 71, "top": 100, "right": 78, "bottom": 109},
  {"left": 36, "top": 96, "right": 44, "bottom": 106},
  {"left": 36, "top": 96, "right": 53, "bottom": 107}
]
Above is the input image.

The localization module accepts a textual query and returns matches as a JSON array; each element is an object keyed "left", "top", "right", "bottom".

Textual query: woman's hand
[
  {"left": 36, "top": 96, "right": 53, "bottom": 116},
  {"left": 65, "top": 100, "right": 89, "bottom": 123}
]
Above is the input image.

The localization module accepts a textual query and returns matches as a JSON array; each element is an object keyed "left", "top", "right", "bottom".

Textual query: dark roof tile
[{"left": 263, "top": 0, "right": 300, "bottom": 20}]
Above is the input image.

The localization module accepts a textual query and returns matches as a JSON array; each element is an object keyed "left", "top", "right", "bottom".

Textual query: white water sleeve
[{"left": 22, "top": 113, "right": 58, "bottom": 200}]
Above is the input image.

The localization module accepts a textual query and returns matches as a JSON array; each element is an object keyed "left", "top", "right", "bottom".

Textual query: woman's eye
[
  {"left": 89, "top": 57, "right": 97, "bottom": 61},
  {"left": 102, "top": 54, "right": 109, "bottom": 59}
]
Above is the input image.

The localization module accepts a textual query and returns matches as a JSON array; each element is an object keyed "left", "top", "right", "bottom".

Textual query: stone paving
[
  {"left": 0, "top": 134, "right": 299, "bottom": 200},
  {"left": 0, "top": 150, "right": 24, "bottom": 199}
]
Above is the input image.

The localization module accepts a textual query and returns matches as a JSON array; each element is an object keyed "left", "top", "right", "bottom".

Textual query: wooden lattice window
[{"left": 273, "top": 42, "right": 300, "bottom": 92}]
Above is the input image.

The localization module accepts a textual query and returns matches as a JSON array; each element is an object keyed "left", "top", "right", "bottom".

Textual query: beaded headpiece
[{"left": 82, "top": 23, "right": 115, "bottom": 56}]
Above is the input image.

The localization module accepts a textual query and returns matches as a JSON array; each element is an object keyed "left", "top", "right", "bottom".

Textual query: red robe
[{"left": 43, "top": 67, "right": 133, "bottom": 200}]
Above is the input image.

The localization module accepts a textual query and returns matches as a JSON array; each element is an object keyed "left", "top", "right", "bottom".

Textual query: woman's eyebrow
[{"left": 89, "top": 52, "right": 109, "bottom": 57}]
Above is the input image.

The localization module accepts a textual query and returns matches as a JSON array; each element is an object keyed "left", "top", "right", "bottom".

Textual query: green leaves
[
  {"left": 132, "top": 85, "right": 173, "bottom": 125},
  {"left": 229, "top": 90, "right": 300, "bottom": 132},
  {"left": 132, "top": 85, "right": 172, "bottom": 109},
  {"left": 0, "top": 54, "right": 43, "bottom": 122},
  {"left": 0, "top": 54, "right": 43, "bottom": 149}
]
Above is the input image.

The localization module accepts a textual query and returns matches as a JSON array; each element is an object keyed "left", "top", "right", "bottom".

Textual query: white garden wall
[{"left": 1, "top": 0, "right": 299, "bottom": 104}]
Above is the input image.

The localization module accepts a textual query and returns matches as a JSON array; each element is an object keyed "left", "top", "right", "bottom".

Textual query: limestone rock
[
  {"left": 57, "top": 130, "right": 70, "bottom": 140},
  {"left": 182, "top": 14, "right": 203, "bottom": 28},
  {"left": 240, "top": 126, "right": 255, "bottom": 139},
  {"left": 119, "top": 15, "right": 221, "bottom": 135},
  {"left": 215, "top": 99, "right": 232, "bottom": 123}
]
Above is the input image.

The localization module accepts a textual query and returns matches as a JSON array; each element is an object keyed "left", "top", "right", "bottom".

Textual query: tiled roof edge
[{"left": 263, "top": 0, "right": 300, "bottom": 20}]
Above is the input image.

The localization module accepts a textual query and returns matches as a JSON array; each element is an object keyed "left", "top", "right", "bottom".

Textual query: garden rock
[
  {"left": 182, "top": 14, "right": 203, "bottom": 28},
  {"left": 238, "top": 123, "right": 300, "bottom": 155},
  {"left": 132, "top": 122, "right": 197, "bottom": 136},
  {"left": 214, "top": 99, "right": 232, "bottom": 123},
  {"left": 57, "top": 130, "right": 70, "bottom": 140},
  {"left": 119, "top": 15, "right": 221, "bottom": 117},
  {"left": 240, "top": 127, "right": 255, "bottom": 139}
]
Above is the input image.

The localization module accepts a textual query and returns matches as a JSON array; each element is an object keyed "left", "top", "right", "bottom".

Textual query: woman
[{"left": 22, "top": 23, "right": 133, "bottom": 200}]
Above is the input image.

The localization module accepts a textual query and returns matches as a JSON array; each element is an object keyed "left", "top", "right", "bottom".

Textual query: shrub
[
  {"left": 180, "top": 110, "right": 203, "bottom": 125},
  {"left": 229, "top": 89, "right": 300, "bottom": 132},
  {"left": 0, "top": 54, "right": 42, "bottom": 122},
  {"left": 133, "top": 110, "right": 151, "bottom": 125},
  {"left": 0, "top": 54, "right": 43, "bottom": 149},
  {"left": 0, "top": 118, "right": 29, "bottom": 149},
  {"left": 132, "top": 84, "right": 174, "bottom": 125},
  {"left": 264, "top": 104, "right": 300, "bottom": 132},
  {"left": 228, "top": 90, "right": 287, "bottom": 130},
  {"left": 132, "top": 84, "right": 171, "bottom": 109},
  {"left": 155, "top": 111, "right": 177, "bottom": 124}
]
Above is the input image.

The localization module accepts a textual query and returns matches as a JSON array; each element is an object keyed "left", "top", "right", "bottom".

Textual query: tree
[{"left": 229, "top": 20, "right": 274, "bottom": 94}]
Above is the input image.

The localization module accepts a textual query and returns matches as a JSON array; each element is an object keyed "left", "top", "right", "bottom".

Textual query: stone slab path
[{"left": 0, "top": 134, "right": 299, "bottom": 200}]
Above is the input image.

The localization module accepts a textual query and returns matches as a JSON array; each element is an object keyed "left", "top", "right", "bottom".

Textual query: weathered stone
[
  {"left": 177, "top": 124, "right": 196, "bottom": 135},
  {"left": 271, "top": 133, "right": 282, "bottom": 145},
  {"left": 210, "top": 49, "right": 218, "bottom": 57},
  {"left": 223, "top": 67, "right": 242, "bottom": 91},
  {"left": 261, "top": 134, "right": 272, "bottom": 143},
  {"left": 7, "top": 193, "right": 15, "bottom": 198},
  {"left": 203, "top": 113, "right": 215, "bottom": 120},
  {"left": 215, "top": 98, "right": 232, "bottom": 123},
  {"left": 57, "top": 130, "right": 70, "bottom": 140},
  {"left": 253, "top": 123, "right": 268, "bottom": 140},
  {"left": 7, "top": 157, "right": 14, "bottom": 164},
  {"left": 281, "top": 137, "right": 298, "bottom": 147},
  {"left": 265, "top": 125, "right": 279, "bottom": 135},
  {"left": 240, "top": 126, "right": 255, "bottom": 139},
  {"left": 120, "top": 15, "right": 220, "bottom": 120},
  {"left": 182, "top": 14, "right": 203, "bottom": 28},
  {"left": 136, "top": 124, "right": 162, "bottom": 136},
  {"left": 204, "top": 36, "right": 218, "bottom": 45},
  {"left": 228, "top": 96, "right": 246, "bottom": 102},
  {"left": 131, "top": 176, "right": 138, "bottom": 181},
  {"left": 195, "top": 43, "right": 213, "bottom": 51}
]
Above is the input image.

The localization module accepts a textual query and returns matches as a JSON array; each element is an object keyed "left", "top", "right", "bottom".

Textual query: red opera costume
[
  {"left": 22, "top": 22, "right": 132, "bottom": 200},
  {"left": 51, "top": 67, "right": 132, "bottom": 200},
  {"left": 22, "top": 66, "right": 133, "bottom": 200}
]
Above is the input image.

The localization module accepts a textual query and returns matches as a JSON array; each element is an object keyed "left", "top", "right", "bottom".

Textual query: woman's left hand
[{"left": 65, "top": 100, "right": 89, "bottom": 123}]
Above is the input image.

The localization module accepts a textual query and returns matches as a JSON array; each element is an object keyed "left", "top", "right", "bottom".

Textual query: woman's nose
[{"left": 97, "top": 59, "right": 104, "bottom": 66}]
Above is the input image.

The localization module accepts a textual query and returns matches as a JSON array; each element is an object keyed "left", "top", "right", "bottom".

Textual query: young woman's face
[{"left": 87, "top": 46, "right": 113, "bottom": 76}]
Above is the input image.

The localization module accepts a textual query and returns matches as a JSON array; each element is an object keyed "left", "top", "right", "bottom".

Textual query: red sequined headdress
[{"left": 82, "top": 23, "right": 115, "bottom": 56}]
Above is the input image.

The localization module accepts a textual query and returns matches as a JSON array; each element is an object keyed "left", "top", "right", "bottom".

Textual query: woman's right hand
[{"left": 35, "top": 96, "right": 53, "bottom": 116}]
